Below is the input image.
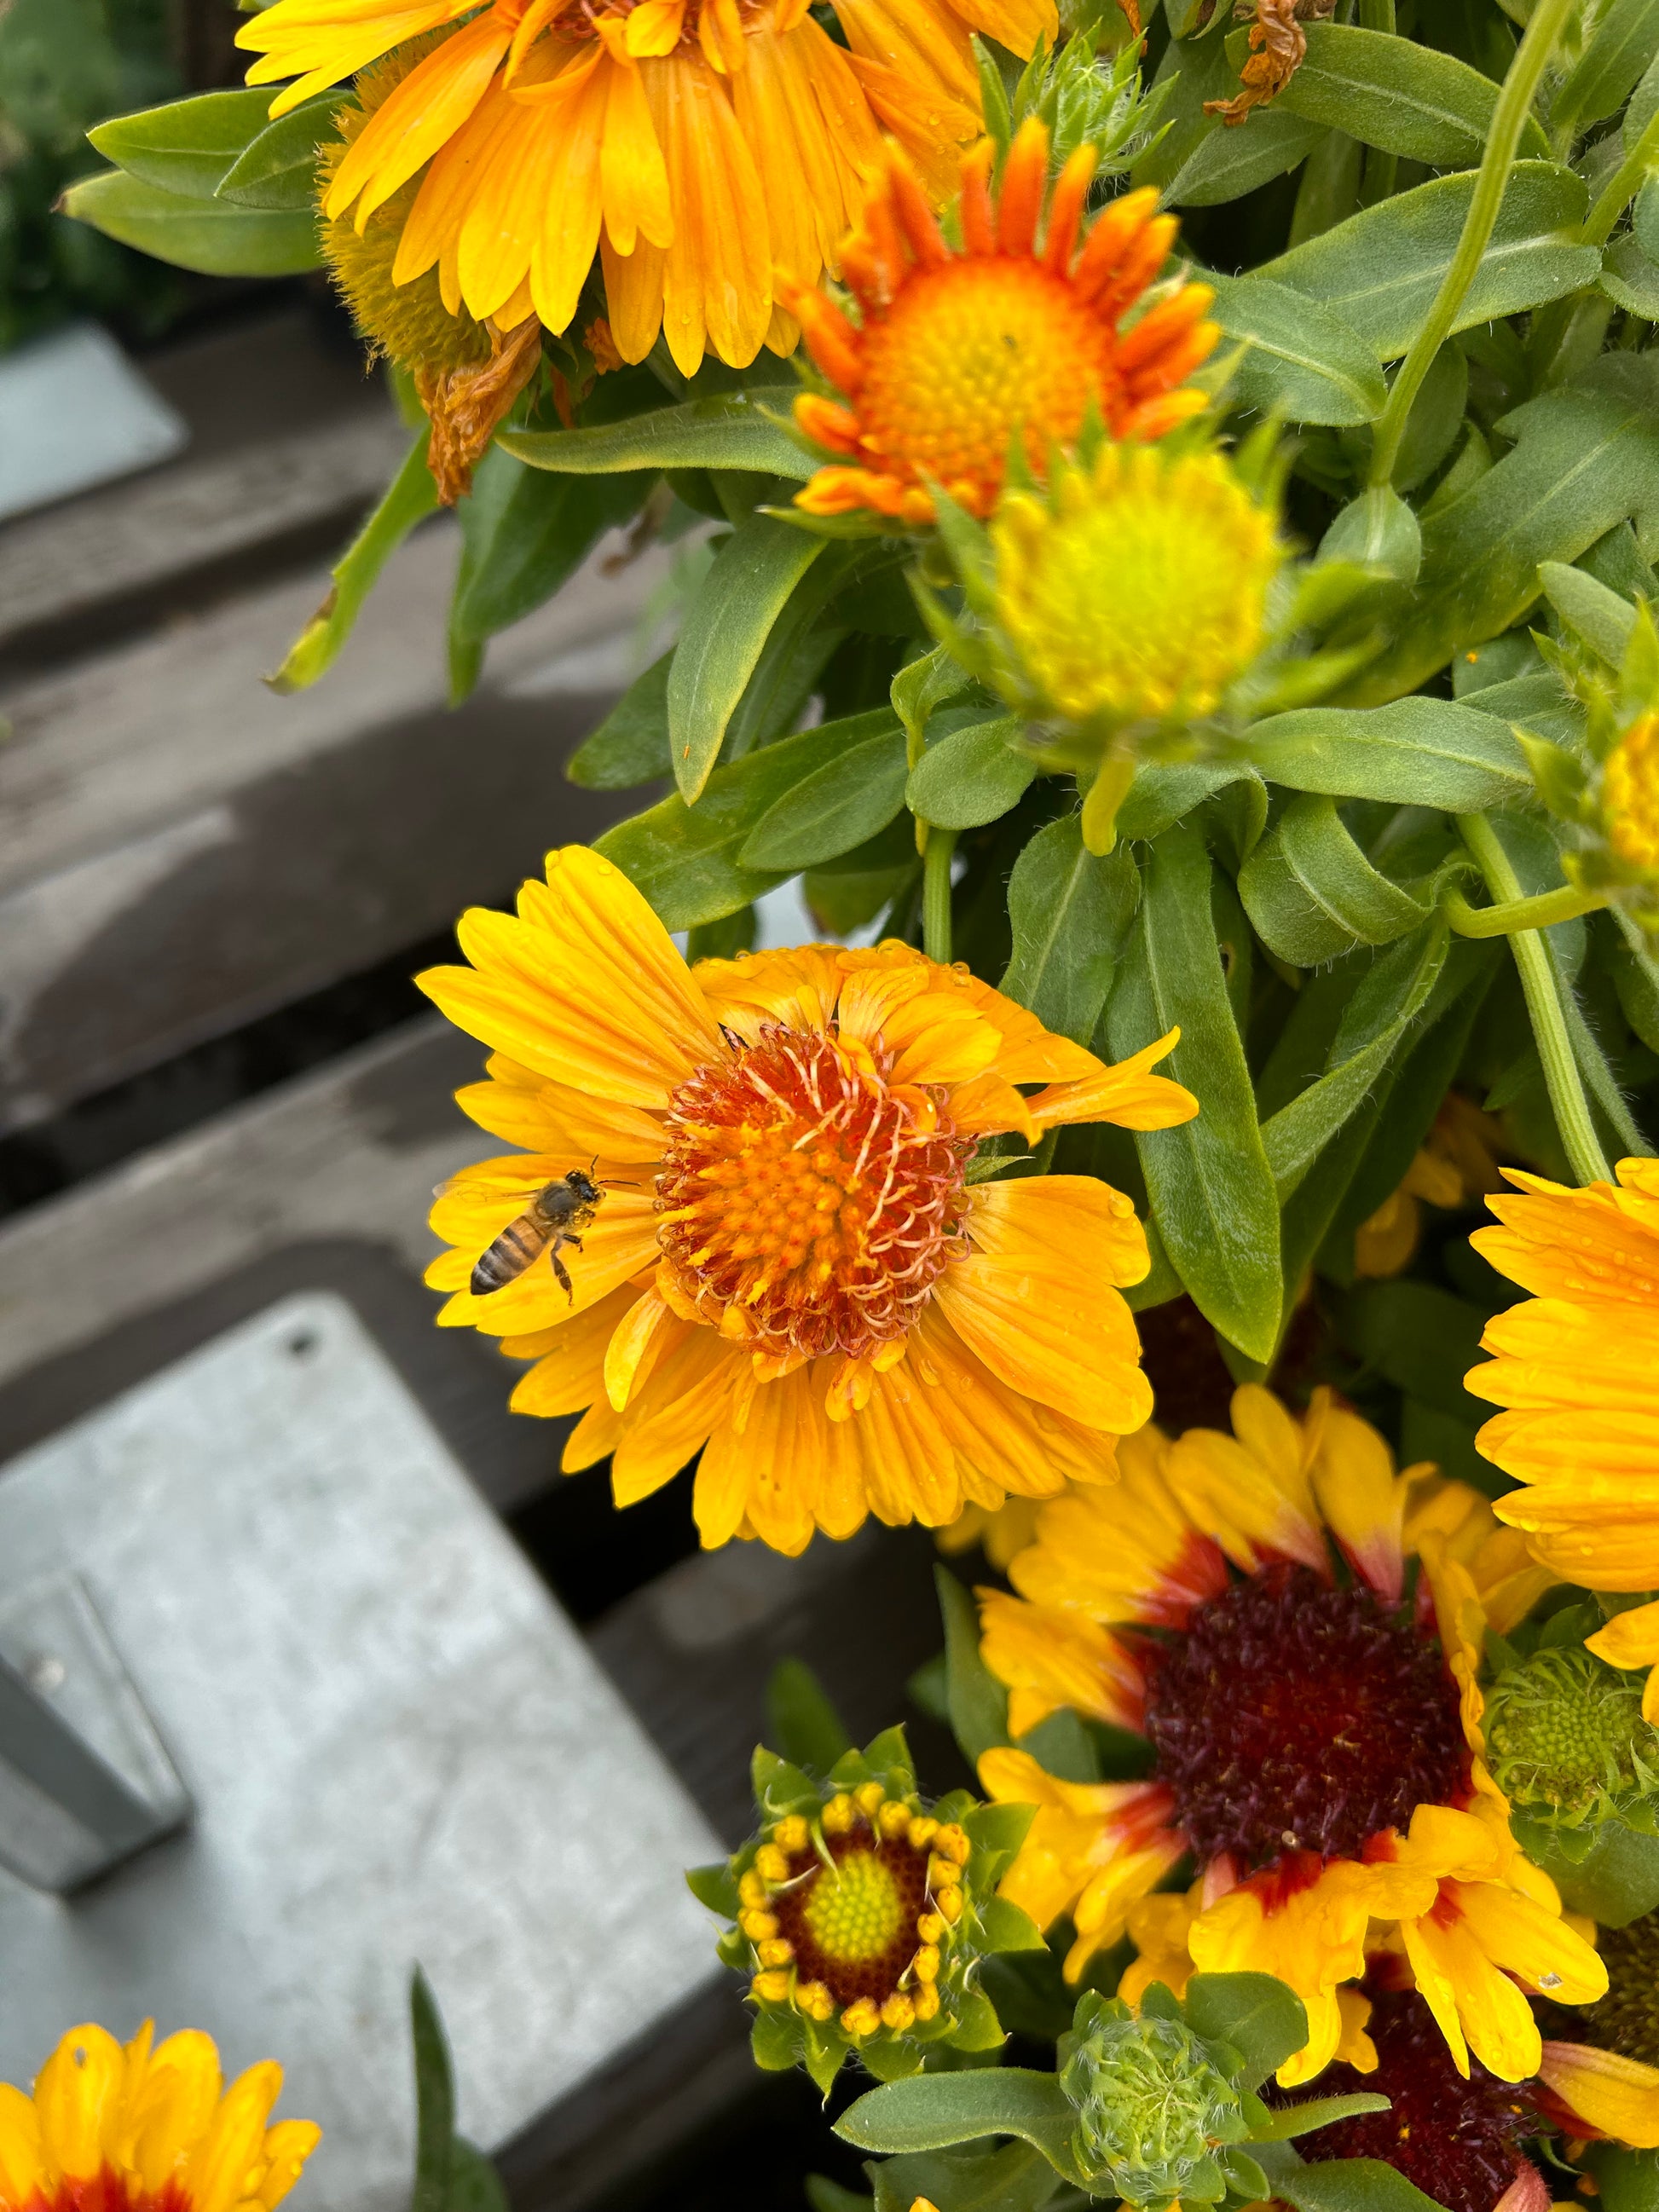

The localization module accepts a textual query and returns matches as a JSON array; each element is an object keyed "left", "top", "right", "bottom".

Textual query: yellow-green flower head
[
  {"left": 1483, "top": 1643, "right": 1659, "bottom": 1833},
  {"left": 691, "top": 1728, "right": 1040, "bottom": 2094},
  {"left": 1061, "top": 1995, "right": 1249, "bottom": 2209},
  {"left": 989, "top": 441, "right": 1282, "bottom": 731},
  {"left": 1604, "top": 712, "right": 1659, "bottom": 876}
]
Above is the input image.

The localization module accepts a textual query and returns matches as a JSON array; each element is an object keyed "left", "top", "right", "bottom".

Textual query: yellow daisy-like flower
[
  {"left": 1465, "top": 1157, "right": 1659, "bottom": 1718},
  {"left": 420, "top": 846, "right": 1199, "bottom": 1555},
  {"left": 989, "top": 439, "right": 1280, "bottom": 731},
  {"left": 975, "top": 1387, "right": 1602, "bottom": 2086},
  {"left": 236, "top": 0, "right": 1033, "bottom": 378},
  {"left": 0, "top": 2022, "right": 318, "bottom": 2212},
  {"left": 784, "top": 120, "right": 1219, "bottom": 527},
  {"left": 1603, "top": 713, "right": 1659, "bottom": 875}
]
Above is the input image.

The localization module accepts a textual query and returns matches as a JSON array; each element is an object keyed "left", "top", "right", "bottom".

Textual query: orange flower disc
[{"left": 786, "top": 117, "right": 1221, "bottom": 525}]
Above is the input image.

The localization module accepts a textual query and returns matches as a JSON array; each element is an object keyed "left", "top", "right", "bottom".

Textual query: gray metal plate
[{"left": 0, "top": 1292, "right": 721, "bottom": 2209}]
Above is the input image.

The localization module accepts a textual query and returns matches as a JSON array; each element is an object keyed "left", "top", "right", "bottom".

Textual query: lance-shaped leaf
[
  {"left": 1107, "top": 826, "right": 1282, "bottom": 1362},
  {"left": 739, "top": 722, "right": 910, "bottom": 869},
  {"left": 88, "top": 87, "right": 276, "bottom": 197},
  {"left": 1246, "top": 698, "right": 1532, "bottom": 810},
  {"left": 62, "top": 168, "right": 321, "bottom": 275},
  {"left": 836, "top": 2068, "right": 1082, "bottom": 2182},
  {"left": 502, "top": 390, "right": 808, "bottom": 479},
  {"left": 1264, "top": 20, "right": 1549, "bottom": 167},
  {"left": 216, "top": 95, "right": 337, "bottom": 210},
  {"left": 1206, "top": 276, "right": 1387, "bottom": 427},
  {"left": 908, "top": 715, "right": 1038, "bottom": 829},
  {"left": 936, "top": 1566, "right": 1010, "bottom": 1766},
  {"left": 1254, "top": 2140, "right": 1448, "bottom": 2212},
  {"left": 269, "top": 431, "right": 439, "bottom": 693},
  {"left": 1169, "top": 109, "right": 1327, "bottom": 206},
  {"left": 668, "top": 514, "right": 828, "bottom": 800},
  {"left": 1239, "top": 796, "right": 1430, "bottom": 967},
  {"left": 1256, "top": 162, "right": 1598, "bottom": 362},
  {"left": 1001, "top": 818, "right": 1139, "bottom": 1046},
  {"left": 566, "top": 653, "right": 673, "bottom": 789}
]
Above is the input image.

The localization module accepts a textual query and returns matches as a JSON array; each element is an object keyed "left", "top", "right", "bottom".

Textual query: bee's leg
[
  {"left": 564, "top": 1233, "right": 584, "bottom": 1252},
  {"left": 551, "top": 1243, "right": 575, "bottom": 1302}
]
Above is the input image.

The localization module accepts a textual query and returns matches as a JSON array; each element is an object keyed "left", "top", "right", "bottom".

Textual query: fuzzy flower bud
[
  {"left": 1483, "top": 1643, "right": 1659, "bottom": 1832},
  {"left": 1059, "top": 1994, "right": 1247, "bottom": 2208}
]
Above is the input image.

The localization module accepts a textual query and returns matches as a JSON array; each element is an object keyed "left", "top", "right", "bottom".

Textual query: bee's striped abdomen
[{"left": 471, "top": 1210, "right": 549, "bottom": 1296}]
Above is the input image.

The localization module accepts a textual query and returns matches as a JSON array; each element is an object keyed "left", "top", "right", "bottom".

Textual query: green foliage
[{"left": 409, "top": 1970, "right": 507, "bottom": 2212}]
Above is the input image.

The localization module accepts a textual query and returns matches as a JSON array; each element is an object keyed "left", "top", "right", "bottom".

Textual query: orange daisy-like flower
[
  {"left": 419, "top": 846, "right": 1199, "bottom": 1554},
  {"left": 0, "top": 2022, "right": 317, "bottom": 2212},
  {"left": 974, "top": 1388, "right": 1604, "bottom": 2087},
  {"left": 784, "top": 119, "right": 1220, "bottom": 528},
  {"left": 237, "top": 0, "right": 1040, "bottom": 376}
]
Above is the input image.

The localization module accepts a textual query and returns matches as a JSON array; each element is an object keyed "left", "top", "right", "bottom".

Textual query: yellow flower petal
[{"left": 1538, "top": 2041, "right": 1659, "bottom": 2149}]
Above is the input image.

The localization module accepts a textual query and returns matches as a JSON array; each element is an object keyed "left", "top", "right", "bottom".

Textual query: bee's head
[{"left": 567, "top": 1168, "right": 602, "bottom": 1203}]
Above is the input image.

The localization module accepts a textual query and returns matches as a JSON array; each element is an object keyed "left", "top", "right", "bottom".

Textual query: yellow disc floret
[
  {"left": 1604, "top": 713, "right": 1659, "bottom": 875},
  {"left": 803, "top": 1848, "right": 907, "bottom": 1963},
  {"left": 991, "top": 441, "right": 1281, "bottom": 728}
]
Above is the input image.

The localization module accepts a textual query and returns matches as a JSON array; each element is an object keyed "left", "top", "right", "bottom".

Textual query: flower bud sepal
[{"left": 693, "top": 1725, "right": 1043, "bottom": 2094}]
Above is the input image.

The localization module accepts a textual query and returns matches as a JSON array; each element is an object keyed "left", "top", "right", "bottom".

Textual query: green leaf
[
  {"left": 1268, "top": 20, "right": 1548, "bottom": 166},
  {"left": 1317, "top": 487, "right": 1421, "bottom": 581},
  {"left": 1256, "top": 2142, "right": 1448, "bottom": 2212},
  {"left": 453, "top": 453, "right": 648, "bottom": 648},
  {"left": 63, "top": 166, "right": 321, "bottom": 275},
  {"left": 836, "top": 2068, "right": 1079, "bottom": 2179},
  {"left": 1256, "top": 162, "right": 1598, "bottom": 362},
  {"left": 596, "top": 708, "right": 900, "bottom": 928},
  {"left": 976, "top": 1897, "right": 1047, "bottom": 1954},
  {"left": 1115, "top": 762, "right": 1256, "bottom": 842},
  {"left": 907, "top": 715, "right": 1038, "bottom": 830},
  {"left": 1601, "top": 229, "right": 1659, "bottom": 321},
  {"left": 1259, "top": 921, "right": 1449, "bottom": 1195},
  {"left": 1252, "top": 2095, "right": 1392, "bottom": 2142},
  {"left": 724, "top": 543, "right": 868, "bottom": 760},
  {"left": 765, "top": 1659, "right": 853, "bottom": 1776},
  {"left": 566, "top": 653, "right": 672, "bottom": 789},
  {"left": 1247, "top": 699, "right": 1532, "bottom": 810},
  {"left": 88, "top": 88, "right": 275, "bottom": 198},
  {"left": 1239, "top": 796, "right": 1429, "bottom": 967},
  {"left": 1351, "top": 354, "right": 1659, "bottom": 703},
  {"left": 868, "top": 2139, "right": 1064, "bottom": 2212},
  {"left": 1001, "top": 817, "right": 1138, "bottom": 1046},
  {"left": 449, "top": 2141, "right": 506, "bottom": 2212},
  {"left": 501, "top": 390, "right": 809, "bottom": 480},
  {"left": 216, "top": 95, "right": 337, "bottom": 210},
  {"left": 669, "top": 514, "right": 827, "bottom": 800},
  {"left": 752, "top": 2009, "right": 806, "bottom": 2072},
  {"left": 268, "top": 431, "right": 439, "bottom": 694},
  {"left": 685, "top": 1861, "right": 740, "bottom": 1915},
  {"left": 936, "top": 1565, "right": 1010, "bottom": 1767},
  {"left": 1539, "top": 557, "right": 1639, "bottom": 667},
  {"left": 410, "top": 1968, "right": 456, "bottom": 2212},
  {"left": 1169, "top": 107, "right": 1327, "bottom": 206},
  {"left": 1554, "top": 0, "right": 1659, "bottom": 130},
  {"left": 1207, "top": 275, "right": 1387, "bottom": 427},
  {"left": 1183, "top": 1973, "right": 1308, "bottom": 2092},
  {"left": 1107, "top": 825, "right": 1282, "bottom": 1362},
  {"left": 1589, "top": 2146, "right": 1659, "bottom": 2212},
  {"left": 1342, "top": 1279, "right": 1493, "bottom": 1426},
  {"left": 739, "top": 723, "right": 909, "bottom": 869},
  {"left": 1518, "top": 1812, "right": 1659, "bottom": 1927}
]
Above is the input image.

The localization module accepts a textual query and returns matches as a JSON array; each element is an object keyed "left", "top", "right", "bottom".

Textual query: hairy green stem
[
  {"left": 1368, "top": 0, "right": 1575, "bottom": 487},
  {"left": 1445, "top": 881, "right": 1606, "bottom": 936},
  {"left": 922, "top": 826, "right": 958, "bottom": 965},
  {"left": 1458, "top": 813, "right": 1612, "bottom": 1185},
  {"left": 1581, "top": 104, "right": 1659, "bottom": 248}
]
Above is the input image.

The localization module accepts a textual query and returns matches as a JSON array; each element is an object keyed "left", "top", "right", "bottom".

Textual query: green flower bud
[
  {"left": 1587, "top": 1911, "right": 1659, "bottom": 2066},
  {"left": 1483, "top": 1644, "right": 1659, "bottom": 1831},
  {"left": 1059, "top": 1994, "right": 1248, "bottom": 2209}
]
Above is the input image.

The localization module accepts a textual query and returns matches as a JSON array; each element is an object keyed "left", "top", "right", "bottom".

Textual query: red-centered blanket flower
[
  {"left": 1466, "top": 1158, "right": 1659, "bottom": 1718},
  {"left": 976, "top": 1388, "right": 1604, "bottom": 2085},
  {"left": 0, "top": 2023, "right": 317, "bottom": 2212},
  {"left": 783, "top": 118, "right": 1219, "bottom": 527},
  {"left": 420, "top": 846, "right": 1198, "bottom": 1555}
]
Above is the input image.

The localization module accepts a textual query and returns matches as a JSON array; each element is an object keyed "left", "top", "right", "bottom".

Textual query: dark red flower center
[
  {"left": 1273, "top": 1990, "right": 1537, "bottom": 2212},
  {"left": 1142, "top": 1562, "right": 1470, "bottom": 1871},
  {"left": 770, "top": 1830, "right": 931, "bottom": 2009}
]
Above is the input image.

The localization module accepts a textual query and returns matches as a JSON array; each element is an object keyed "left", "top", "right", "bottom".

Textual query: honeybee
[{"left": 471, "top": 1167, "right": 605, "bottom": 1300}]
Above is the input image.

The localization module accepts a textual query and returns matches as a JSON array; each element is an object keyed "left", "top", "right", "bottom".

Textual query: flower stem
[
  {"left": 1581, "top": 103, "right": 1659, "bottom": 248},
  {"left": 1367, "top": 0, "right": 1576, "bottom": 488},
  {"left": 923, "top": 827, "right": 958, "bottom": 965},
  {"left": 1458, "top": 812, "right": 1613, "bottom": 1185},
  {"left": 1445, "top": 881, "right": 1606, "bottom": 937}
]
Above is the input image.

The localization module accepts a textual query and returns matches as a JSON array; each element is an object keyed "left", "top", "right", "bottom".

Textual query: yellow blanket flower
[
  {"left": 0, "top": 2023, "right": 317, "bottom": 2212},
  {"left": 421, "top": 846, "right": 1198, "bottom": 1554},
  {"left": 237, "top": 0, "right": 1029, "bottom": 373},
  {"left": 976, "top": 1388, "right": 1599, "bottom": 2086},
  {"left": 1466, "top": 1159, "right": 1659, "bottom": 1718}
]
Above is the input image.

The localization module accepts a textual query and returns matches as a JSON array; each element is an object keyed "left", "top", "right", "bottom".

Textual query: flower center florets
[
  {"left": 1483, "top": 1643, "right": 1658, "bottom": 1822},
  {"left": 741, "top": 1792, "right": 971, "bottom": 2034},
  {"left": 655, "top": 1021, "right": 973, "bottom": 1361},
  {"left": 1604, "top": 713, "right": 1659, "bottom": 874},
  {"left": 853, "top": 260, "right": 1120, "bottom": 513},
  {"left": 1273, "top": 1990, "right": 1534, "bottom": 2212},
  {"left": 1142, "top": 1563, "right": 1470, "bottom": 1872},
  {"left": 1587, "top": 1914, "right": 1659, "bottom": 2065}
]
